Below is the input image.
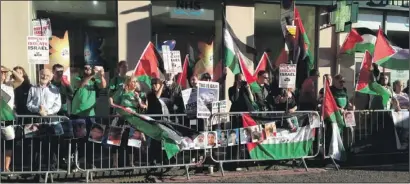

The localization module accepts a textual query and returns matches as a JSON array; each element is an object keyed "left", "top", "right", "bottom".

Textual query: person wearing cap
[
  {"left": 330, "top": 74, "right": 349, "bottom": 111},
  {"left": 299, "top": 69, "right": 320, "bottom": 110}
]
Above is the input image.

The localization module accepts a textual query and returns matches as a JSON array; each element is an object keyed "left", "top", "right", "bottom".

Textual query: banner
[
  {"left": 32, "top": 18, "right": 52, "bottom": 37},
  {"left": 279, "top": 64, "right": 297, "bottom": 89},
  {"left": 197, "top": 81, "right": 219, "bottom": 118},
  {"left": 84, "top": 33, "right": 105, "bottom": 66},
  {"left": 45, "top": 31, "right": 70, "bottom": 82},
  {"left": 27, "top": 36, "right": 49, "bottom": 64}
]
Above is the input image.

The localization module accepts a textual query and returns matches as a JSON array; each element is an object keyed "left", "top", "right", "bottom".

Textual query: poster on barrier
[
  {"left": 128, "top": 128, "right": 145, "bottom": 148},
  {"left": 193, "top": 132, "right": 207, "bottom": 149},
  {"left": 24, "top": 123, "right": 41, "bottom": 138},
  {"left": 343, "top": 111, "right": 356, "bottom": 127},
  {"left": 240, "top": 127, "right": 252, "bottom": 144},
  {"left": 181, "top": 137, "right": 195, "bottom": 150},
  {"left": 197, "top": 81, "right": 219, "bottom": 118},
  {"left": 217, "top": 130, "right": 228, "bottom": 147},
  {"left": 227, "top": 129, "right": 239, "bottom": 146},
  {"left": 107, "top": 126, "right": 123, "bottom": 146},
  {"left": 264, "top": 122, "right": 277, "bottom": 139},
  {"left": 250, "top": 125, "right": 263, "bottom": 143},
  {"left": 73, "top": 121, "right": 87, "bottom": 138},
  {"left": 88, "top": 123, "right": 105, "bottom": 143},
  {"left": 206, "top": 131, "right": 218, "bottom": 148},
  {"left": 308, "top": 112, "right": 321, "bottom": 128}
]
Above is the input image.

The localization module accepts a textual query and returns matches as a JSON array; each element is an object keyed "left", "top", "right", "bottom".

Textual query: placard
[
  {"left": 27, "top": 36, "right": 49, "bottom": 64},
  {"left": 279, "top": 64, "right": 297, "bottom": 89},
  {"left": 197, "top": 81, "right": 219, "bottom": 118},
  {"left": 32, "top": 18, "right": 52, "bottom": 37},
  {"left": 343, "top": 111, "right": 356, "bottom": 127},
  {"left": 169, "top": 50, "right": 182, "bottom": 74},
  {"left": 211, "top": 100, "right": 228, "bottom": 124}
]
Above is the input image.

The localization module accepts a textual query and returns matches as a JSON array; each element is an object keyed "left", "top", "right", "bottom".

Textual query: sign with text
[
  {"left": 197, "top": 81, "right": 219, "bottom": 119},
  {"left": 279, "top": 64, "right": 296, "bottom": 88},
  {"left": 27, "top": 36, "right": 49, "bottom": 64},
  {"left": 212, "top": 100, "right": 228, "bottom": 124},
  {"left": 32, "top": 19, "right": 52, "bottom": 37}
]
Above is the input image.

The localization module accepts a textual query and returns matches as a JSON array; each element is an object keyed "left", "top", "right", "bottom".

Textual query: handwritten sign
[{"left": 27, "top": 36, "right": 49, "bottom": 64}]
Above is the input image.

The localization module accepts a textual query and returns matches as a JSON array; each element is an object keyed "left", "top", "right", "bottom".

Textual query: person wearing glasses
[
  {"left": 71, "top": 64, "right": 107, "bottom": 169},
  {"left": 253, "top": 70, "right": 270, "bottom": 111}
]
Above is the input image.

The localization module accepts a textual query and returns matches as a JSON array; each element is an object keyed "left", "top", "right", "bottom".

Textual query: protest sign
[
  {"left": 182, "top": 88, "right": 197, "bottom": 117},
  {"left": 344, "top": 111, "right": 356, "bottom": 127},
  {"left": 279, "top": 64, "right": 296, "bottom": 89},
  {"left": 197, "top": 81, "right": 219, "bottom": 118},
  {"left": 32, "top": 18, "right": 52, "bottom": 37},
  {"left": 27, "top": 36, "right": 49, "bottom": 64},
  {"left": 162, "top": 45, "right": 182, "bottom": 74},
  {"left": 211, "top": 100, "right": 228, "bottom": 124}
]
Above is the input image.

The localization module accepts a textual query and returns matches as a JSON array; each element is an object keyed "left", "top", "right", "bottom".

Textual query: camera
[{"left": 240, "top": 80, "right": 248, "bottom": 87}]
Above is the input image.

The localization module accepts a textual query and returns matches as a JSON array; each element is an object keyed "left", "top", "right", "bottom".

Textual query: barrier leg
[
  {"left": 330, "top": 157, "right": 340, "bottom": 171},
  {"left": 44, "top": 172, "right": 49, "bottom": 183},
  {"left": 67, "top": 140, "right": 71, "bottom": 175},
  {"left": 185, "top": 165, "right": 190, "bottom": 180},
  {"left": 301, "top": 158, "right": 308, "bottom": 172},
  {"left": 86, "top": 170, "right": 89, "bottom": 183},
  {"left": 219, "top": 162, "right": 225, "bottom": 177}
]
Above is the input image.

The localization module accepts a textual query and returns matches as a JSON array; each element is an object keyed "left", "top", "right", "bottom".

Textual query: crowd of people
[{"left": 1, "top": 60, "right": 409, "bottom": 175}]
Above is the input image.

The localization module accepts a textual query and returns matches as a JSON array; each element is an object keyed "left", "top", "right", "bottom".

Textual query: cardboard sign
[
  {"left": 32, "top": 19, "right": 52, "bottom": 37},
  {"left": 27, "top": 36, "right": 49, "bottom": 64},
  {"left": 279, "top": 64, "right": 296, "bottom": 89}
]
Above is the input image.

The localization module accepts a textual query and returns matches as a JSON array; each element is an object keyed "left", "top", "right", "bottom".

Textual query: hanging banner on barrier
[
  {"left": 27, "top": 36, "right": 49, "bottom": 64},
  {"left": 279, "top": 64, "right": 297, "bottom": 89},
  {"left": 391, "top": 110, "right": 409, "bottom": 150},
  {"left": 211, "top": 100, "right": 228, "bottom": 124},
  {"left": 197, "top": 81, "right": 219, "bottom": 118}
]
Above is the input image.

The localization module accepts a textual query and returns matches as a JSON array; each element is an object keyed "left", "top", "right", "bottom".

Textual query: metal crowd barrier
[
  {"left": 0, "top": 115, "right": 71, "bottom": 183},
  {"left": 323, "top": 109, "right": 409, "bottom": 170},
  {"left": 209, "top": 111, "right": 323, "bottom": 176},
  {"left": 71, "top": 114, "right": 207, "bottom": 182}
]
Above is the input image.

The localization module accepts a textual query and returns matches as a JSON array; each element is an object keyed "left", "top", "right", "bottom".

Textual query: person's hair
[
  {"left": 200, "top": 73, "right": 211, "bottom": 81},
  {"left": 117, "top": 60, "right": 127, "bottom": 73},
  {"left": 52, "top": 64, "right": 64, "bottom": 72},
  {"left": 393, "top": 80, "right": 402, "bottom": 93},
  {"left": 257, "top": 70, "right": 267, "bottom": 77},
  {"left": 208, "top": 132, "right": 216, "bottom": 136},
  {"left": 151, "top": 78, "right": 161, "bottom": 86},
  {"left": 377, "top": 73, "right": 390, "bottom": 86},
  {"left": 323, "top": 74, "right": 331, "bottom": 79},
  {"left": 12, "top": 66, "right": 30, "bottom": 83},
  {"left": 229, "top": 130, "right": 236, "bottom": 135},
  {"left": 91, "top": 125, "right": 103, "bottom": 132},
  {"left": 233, "top": 73, "right": 243, "bottom": 87},
  {"left": 309, "top": 69, "right": 319, "bottom": 76}
]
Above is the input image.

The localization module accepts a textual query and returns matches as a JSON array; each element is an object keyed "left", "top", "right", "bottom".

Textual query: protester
[
  {"left": 26, "top": 69, "right": 61, "bottom": 175},
  {"left": 318, "top": 74, "right": 332, "bottom": 104},
  {"left": 299, "top": 69, "right": 320, "bottom": 110},
  {"left": 0, "top": 66, "right": 21, "bottom": 174},
  {"left": 274, "top": 88, "right": 298, "bottom": 113},
  {"left": 228, "top": 73, "right": 245, "bottom": 104},
  {"left": 51, "top": 64, "right": 73, "bottom": 116},
  {"left": 109, "top": 60, "right": 128, "bottom": 114},
  {"left": 12, "top": 66, "right": 32, "bottom": 115},
  {"left": 70, "top": 64, "right": 106, "bottom": 169},
  {"left": 200, "top": 73, "right": 212, "bottom": 82},
  {"left": 330, "top": 74, "right": 349, "bottom": 111},
  {"left": 370, "top": 73, "right": 393, "bottom": 110},
  {"left": 253, "top": 71, "right": 270, "bottom": 111},
  {"left": 146, "top": 78, "right": 167, "bottom": 115},
  {"left": 189, "top": 75, "right": 199, "bottom": 88},
  {"left": 392, "top": 80, "right": 409, "bottom": 110}
]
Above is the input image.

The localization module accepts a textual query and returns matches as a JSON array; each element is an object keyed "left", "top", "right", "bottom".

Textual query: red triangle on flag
[
  {"left": 252, "top": 52, "right": 269, "bottom": 83},
  {"left": 355, "top": 51, "right": 372, "bottom": 92},
  {"left": 238, "top": 53, "right": 254, "bottom": 84},
  {"left": 274, "top": 47, "right": 288, "bottom": 68},
  {"left": 373, "top": 28, "right": 395, "bottom": 63},
  {"left": 339, "top": 28, "right": 364, "bottom": 54},
  {"left": 134, "top": 42, "right": 160, "bottom": 78},
  {"left": 177, "top": 54, "right": 189, "bottom": 89},
  {"left": 322, "top": 78, "right": 340, "bottom": 119}
]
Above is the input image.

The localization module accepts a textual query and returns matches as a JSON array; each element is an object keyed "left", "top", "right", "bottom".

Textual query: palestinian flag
[
  {"left": 177, "top": 54, "right": 189, "bottom": 89},
  {"left": 239, "top": 52, "right": 268, "bottom": 94},
  {"left": 243, "top": 114, "right": 315, "bottom": 160},
  {"left": 134, "top": 42, "right": 165, "bottom": 92},
  {"left": 356, "top": 50, "right": 391, "bottom": 107},
  {"left": 0, "top": 90, "right": 14, "bottom": 121},
  {"left": 294, "top": 8, "right": 314, "bottom": 89},
  {"left": 339, "top": 27, "right": 377, "bottom": 54},
  {"left": 274, "top": 47, "right": 288, "bottom": 69},
  {"left": 322, "top": 78, "right": 346, "bottom": 161},
  {"left": 224, "top": 22, "right": 256, "bottom": 75},
  {"left": 373, "top": 28, "right": 409, "bottom": 70},
  {"left": 116, "top": 107, "right": 199, "bottom": 159}
]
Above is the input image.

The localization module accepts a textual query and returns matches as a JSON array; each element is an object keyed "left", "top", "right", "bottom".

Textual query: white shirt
[
  {"left": 393, "top": 92, "right": 409, "bottom": 108},
  {"left": 1, "top": 83, "right": 14, "bottom": 109},
  {"left": 26, "top": 84, "right": 61, "bottom": 115}
]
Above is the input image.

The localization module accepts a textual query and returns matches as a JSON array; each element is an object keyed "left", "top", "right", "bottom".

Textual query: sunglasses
[{"left": 84, "top": 67, "right": 92, "bottom": 70}]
